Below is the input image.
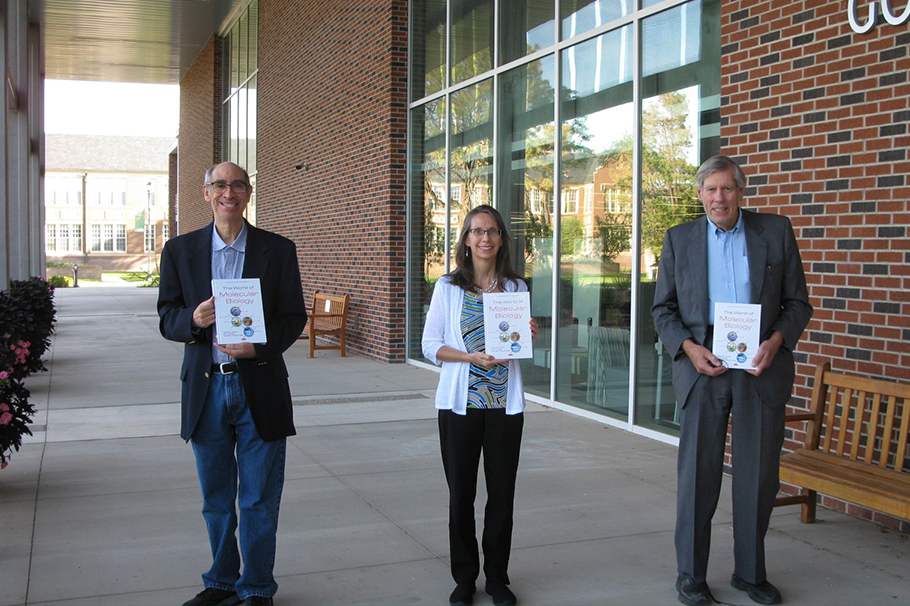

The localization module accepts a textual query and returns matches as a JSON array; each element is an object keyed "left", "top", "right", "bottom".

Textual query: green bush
[{"left": 47, "top": 275, "right": 70, "bottom": 288}]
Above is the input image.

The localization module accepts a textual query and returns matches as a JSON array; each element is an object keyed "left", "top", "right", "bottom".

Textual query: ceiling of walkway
[{"left": 30, "top": 0, "right": 247, "bottom": 83}]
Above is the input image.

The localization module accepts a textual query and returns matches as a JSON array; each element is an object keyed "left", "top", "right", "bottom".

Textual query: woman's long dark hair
[{"left": 447, "top": 205, "right": 522, "bottom": 293}]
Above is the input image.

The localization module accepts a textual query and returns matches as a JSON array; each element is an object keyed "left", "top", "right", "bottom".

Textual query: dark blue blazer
[{"left": 158, "top": 221, "right": 306, "bottom": 441}]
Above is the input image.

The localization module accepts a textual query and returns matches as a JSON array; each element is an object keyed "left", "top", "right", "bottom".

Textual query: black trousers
[{"left": 438, "top": 408, "right": 524, "bottom": 586}]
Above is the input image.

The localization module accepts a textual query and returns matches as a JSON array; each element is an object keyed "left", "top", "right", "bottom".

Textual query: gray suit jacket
[{"left": 651, "top": 209, "right": 813, "bottom": 408}]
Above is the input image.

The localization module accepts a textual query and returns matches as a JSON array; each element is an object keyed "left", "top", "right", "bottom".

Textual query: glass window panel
[
  {"left": 562, "top": 24, "right": 632, "bottom": 98},
  {"left": 499, "top": 0, "right": 555, "bottom": 65},
  {"left": 643, "top": 0, "right": 702, "bottom": 77},
  {"left": 497, "top": 56, "right": 556, "bottom": 399},
  {"left": 90, "top": 225, "right": 101, "bottom": 252},
  {"left": 558, "top": 25, "right": 634, "bottom": 420},
  {"left": 636, "top": 0, "right": 720, "bottom": 434},
  {"left": 560, "top": 0, "right": 632, "bottom": 41},
  {"left": 248, "top": 75, "right": 258, "bottom": 175},
  {"left": 249, "top": 1, "right": 258, "bottom": 78},
  {"left": 409, "top": 99, "right": 447, "bottom": 360},
  {"left": 46, "top": 225, "right": 56, "bottom": 251},
  {"left": 411, "top": 0, "right": 447, "bottom": 99},
  {"left": 239, "top": 85, "right": 249, "bottom": 170},
  {"left": 231, "top": 22, "right": 241, "bottom": 92},
  {"left": 239, "top": 8, "right": 249, "bottom": 84},
  {"left": 451, "top": 0, "right": 493, "bottom": 84},
  {"left": 449, "top": 79, "right": 493, "bottom": 265}
]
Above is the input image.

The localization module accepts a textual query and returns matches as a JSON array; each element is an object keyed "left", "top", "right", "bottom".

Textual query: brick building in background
[
  {"left": 45, "top": 134, "right": 175, "bottom": 272},
  {"left": 167, "top": 0, "right": 908, "bottom": 531}
]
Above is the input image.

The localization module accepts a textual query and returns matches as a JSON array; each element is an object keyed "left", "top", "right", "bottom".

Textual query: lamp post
[{"left": 146, "top": 181, "right": 153, "bottom": 275}]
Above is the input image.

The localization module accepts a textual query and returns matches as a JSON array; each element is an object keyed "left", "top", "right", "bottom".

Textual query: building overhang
[{"left": 29, "top": 0, "right": 248, "bottom": 83}]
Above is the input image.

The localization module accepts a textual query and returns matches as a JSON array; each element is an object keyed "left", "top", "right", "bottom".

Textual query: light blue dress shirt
[
  {"left": 211, "top": 223, "right": 247, "bottom": 364},
  {"left": 706, "top": 212, "right": 750, "bottom": 325}
]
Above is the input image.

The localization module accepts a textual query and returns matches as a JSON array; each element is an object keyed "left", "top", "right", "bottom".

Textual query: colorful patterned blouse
[{"left": 462, "top": 291, "right": 508, "bottom": 409}]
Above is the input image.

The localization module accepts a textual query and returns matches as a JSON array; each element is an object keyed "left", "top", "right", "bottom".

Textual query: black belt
[{"left": 212, "top": 362, "right": 238, "bottom": 375}]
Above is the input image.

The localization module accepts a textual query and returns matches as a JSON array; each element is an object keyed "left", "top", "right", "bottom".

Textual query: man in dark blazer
[
  {"left": 652, "top": 156, "right": 812, "bottom": 606},
  {"left": 158, "top": 162, "right": 306, "bottom": 606}
]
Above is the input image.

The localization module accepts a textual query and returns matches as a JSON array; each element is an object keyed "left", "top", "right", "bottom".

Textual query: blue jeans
[{"left": 191, "top": 372, "right": 286, "bottom": 599}]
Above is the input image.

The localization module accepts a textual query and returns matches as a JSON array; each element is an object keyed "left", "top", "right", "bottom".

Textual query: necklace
[{"left": 474, "top": 277, "right": 498, "bottom": 294}]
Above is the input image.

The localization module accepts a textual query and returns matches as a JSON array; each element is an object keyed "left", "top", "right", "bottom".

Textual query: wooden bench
[
  {"left": 775, "top": 361, "right": 910, "bottom": 523},
  {"left": 304, "top": 291, "right": 349, "bottom": 358}
]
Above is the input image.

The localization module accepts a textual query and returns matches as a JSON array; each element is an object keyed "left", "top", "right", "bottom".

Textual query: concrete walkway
[{"left": 1, "top": 284, "right": 908, "bottom": 606}]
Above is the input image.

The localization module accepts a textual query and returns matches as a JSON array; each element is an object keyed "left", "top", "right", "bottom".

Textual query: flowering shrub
[{"left": 0, "top": 277, "right": 56, "bottom": 469}]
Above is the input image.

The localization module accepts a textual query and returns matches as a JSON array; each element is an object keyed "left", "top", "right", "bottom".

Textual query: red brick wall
[
  {"left": 257, "top": 0, "right": 409, "bottom": 361},
  {"left": 178, "top": 35, "right": 223, "bottom": 235},
  {"left": 721, "top": 1, "right": 910, "bottom": 530}
]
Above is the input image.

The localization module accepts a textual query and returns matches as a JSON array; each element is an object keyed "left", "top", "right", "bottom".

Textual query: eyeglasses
[
  {"left": 206, "top": 180, "right": 250, "bottom": 194},
  {"left": 468, "top": 227, "right": 502, "bottom": 238}
]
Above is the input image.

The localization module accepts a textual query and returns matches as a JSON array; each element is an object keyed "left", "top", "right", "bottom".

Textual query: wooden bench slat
[
  {"left": 879, "top": 394, "right": 897, "bottom": 469},
  {"left": 864, "top": 392, "right": 883, "bottom": 464},
  {"left": 896, "top": 396, "right": 910, "bottom": 474},
  {"left": 834, "top": 387, "right": 853, "bottom": 458},
  {"left": 822, "top": 384, "right": 839, "bottom": 453},
  {"left": 847, "top": 389, "right": 866, "bottom": 461}
]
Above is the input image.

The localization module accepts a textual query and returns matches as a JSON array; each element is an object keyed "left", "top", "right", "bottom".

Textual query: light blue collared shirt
[
  {"left": 707, "top": 212, "right": 750, "bottom": 325},
  {"left": 211, "top": 223, "right": 247, "bottom": 364}
]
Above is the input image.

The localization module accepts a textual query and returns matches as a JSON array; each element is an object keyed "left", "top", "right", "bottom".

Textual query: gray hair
[
  {"left": 204, "top": 162, "right": 250, "bottom": 185},
  {"left": 695, "top": 155, "right": 746, "bottom": 190}
]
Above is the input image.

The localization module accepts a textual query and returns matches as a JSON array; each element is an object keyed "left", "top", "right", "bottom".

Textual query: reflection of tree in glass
[
  {"left": 449, "top": 78, "right": 493, "bottom": 232},
  {"left": 600, "top": 91, "right": 702, "bottom": 263},
  {"left": 595, "top": 211, "right": 632, "bottom": 264},
  {"left": 640, "top": 92, "right": 701, "bottom": 261},
  {"left": 561, "top": 217, "right": 585, "bottom": 256}
]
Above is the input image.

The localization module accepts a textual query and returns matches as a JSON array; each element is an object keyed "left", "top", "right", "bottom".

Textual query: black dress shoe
[
  {"left": 676, "top": 575, "right": 713, "bottom": 606},
  {"left": 731, "top": 574, "right": 782, "bottom": 605},
  {"left": 484, "top": 582, "right": 517, "bottom": 606},
  {"left": 243, "top": 597, "right": 273, "bottom": 606},
  {"left": 449, "top": 583, "right": 475, "bottom": 606},
  {"left": 182, "top": 588, "right": 242, "bottom": 606}
]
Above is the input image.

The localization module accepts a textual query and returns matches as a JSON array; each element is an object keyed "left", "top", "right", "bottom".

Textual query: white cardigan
[{"left": 421, "top": 275, "right": 527, "bottom": 415}]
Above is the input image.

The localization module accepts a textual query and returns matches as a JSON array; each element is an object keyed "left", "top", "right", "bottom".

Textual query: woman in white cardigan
[{"left": 422, "top": 205, "right": 537, "bottom": 606}]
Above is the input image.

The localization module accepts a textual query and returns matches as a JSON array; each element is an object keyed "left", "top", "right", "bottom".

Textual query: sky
[{"left": 44, "top": 80, "right": 179, "bottom": 138}]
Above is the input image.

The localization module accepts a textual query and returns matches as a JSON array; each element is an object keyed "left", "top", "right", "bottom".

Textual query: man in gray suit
[{"left": 652, "top": 156, "right": 812, "bottom": 606}]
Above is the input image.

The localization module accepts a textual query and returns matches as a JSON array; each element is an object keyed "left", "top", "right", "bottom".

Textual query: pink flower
[
  {"left": 0, "top": 403, "right": 8, "bottom": 411},
  {"left": 0, "top": 412, "right": 13, "bottom": 425},
  {"left": 0, "top": 371, "right": 7, "bottom": 379}
]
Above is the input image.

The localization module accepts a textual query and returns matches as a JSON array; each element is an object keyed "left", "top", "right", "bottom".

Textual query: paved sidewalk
[{"left": 1, "top": 285, "right": 907, "bottom": 606}]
